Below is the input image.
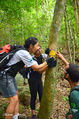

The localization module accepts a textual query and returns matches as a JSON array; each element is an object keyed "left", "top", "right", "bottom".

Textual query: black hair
[
  {"left": 66, "top": 63, "right": 79, "bottom": 82},
  {"left": 24, "top": 37, "right": 38, "bottom": 50}
]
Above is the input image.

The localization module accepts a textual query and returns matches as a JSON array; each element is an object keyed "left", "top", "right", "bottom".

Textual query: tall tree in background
[
  {"left": 38, "top": 0, "right": 67, "bottom": 119},
  {"left": 64, "top": 5, "right": 72, "bottom": 62},
  {"left": 73, "top": 0, "right": 79, "bottom": 50},
  {"left": 73, "top": 0, "right": 79, "bottom": 33},
  {"left": 64, "top": 5, "right": 76, "bottom": 63}
]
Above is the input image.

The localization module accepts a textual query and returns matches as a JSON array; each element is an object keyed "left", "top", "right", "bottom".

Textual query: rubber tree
[{"left": 38, "top": 0, "right": 67, "bottom": 119}]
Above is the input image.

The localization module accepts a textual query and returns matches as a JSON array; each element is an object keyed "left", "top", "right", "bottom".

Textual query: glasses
[
  {"left": 61, "top": 68, "right": 67, "bottom": 74},
  {"left": 61, "top": 68, "right": 69, "bottom": 81}
]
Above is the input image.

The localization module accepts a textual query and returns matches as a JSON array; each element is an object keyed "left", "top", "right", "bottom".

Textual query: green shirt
[{"left": 69, "top": 85, "right": 79, "bottom": 119}]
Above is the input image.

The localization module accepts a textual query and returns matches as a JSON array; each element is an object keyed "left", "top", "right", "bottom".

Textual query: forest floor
[
  {"left": 0, "top": 73, "right": 70, "bottom": 119},
  {"left": 51, "top": 53, "right": 70, "bottom": 119},
  {"left": 51, "top": 77, "right": 70, "bottom": 119}
]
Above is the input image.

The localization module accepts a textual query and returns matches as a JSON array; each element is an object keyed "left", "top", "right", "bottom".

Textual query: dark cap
[
  {"left": 66, "top": 63, "right": 79, "bottom": 82},
  {"left": 24, "top": 37, "right": 38, "bottom": 50}
]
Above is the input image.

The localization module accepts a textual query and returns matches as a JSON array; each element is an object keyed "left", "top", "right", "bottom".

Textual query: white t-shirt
[
  {"left": 42, "top": 54, "right": 48, "bottom": 60},
  {"left": 7, "top": 50, "right": 38, "bottom": 67}
]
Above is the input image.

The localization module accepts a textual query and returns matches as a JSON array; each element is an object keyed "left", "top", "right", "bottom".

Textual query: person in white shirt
[{"left": 0, "top": 37, "right": 56, "bottom": 119}]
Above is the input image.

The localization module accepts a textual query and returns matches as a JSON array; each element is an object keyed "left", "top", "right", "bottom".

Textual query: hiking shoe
[{"left": 32, "top": 115, "right": 36, "bottom": 119}]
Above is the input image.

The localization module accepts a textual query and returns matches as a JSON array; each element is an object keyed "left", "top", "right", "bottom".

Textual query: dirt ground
[
  {"left": 51, "top": 77, "right": 70, "bottom": 119},
  {"left": 0, "top": 78, "right": 70, "bottom": 119},
  {"left": 0, "top": 66, "right": 71, "bottom": 119}
]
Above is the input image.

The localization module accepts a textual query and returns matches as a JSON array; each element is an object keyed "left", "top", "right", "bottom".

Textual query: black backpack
[{"left": 0, "top": 44, "right": 24, "bottom": 71}]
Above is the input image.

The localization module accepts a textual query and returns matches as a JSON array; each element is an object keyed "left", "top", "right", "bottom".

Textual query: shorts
[{"left": 0, "top": 73, "right": 17, "bottom": 98}]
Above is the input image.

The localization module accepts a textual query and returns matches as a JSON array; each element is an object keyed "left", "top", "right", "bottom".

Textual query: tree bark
[
  {"left": 38, "top": 0, "right": 67, "bottom": 119},
  {"left": 73, "top": 0, "right": 79, "bottom": 33},
  {"left": 64, "top": 5, "right": 72, "bottom": 62}
]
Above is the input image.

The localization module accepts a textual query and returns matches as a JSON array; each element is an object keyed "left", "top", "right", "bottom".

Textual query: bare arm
[
  {"left": 67, "top": 115, "right": 72, "bottom": 119},
  {"left": 24, "top": 62, "right": 48, "bottom": 73},
  {"left": 56, "top": 52, "right": 69, "bottom": 66},
  {"left": 31, "top": 61, "right": 48, "bottom": 72},
  {"left": 38, "top": 65, "right": 48, "bottom": 73}
]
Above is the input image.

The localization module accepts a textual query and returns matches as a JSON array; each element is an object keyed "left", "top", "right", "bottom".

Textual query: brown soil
[
  {"left": 0, "top": 79, "right": 70, "bottom": 119},
  {"left": 51, "top": 79, "right": 70, "bottom": 119}
]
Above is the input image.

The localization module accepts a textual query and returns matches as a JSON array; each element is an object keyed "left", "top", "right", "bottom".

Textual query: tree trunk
[
  {"left": 72, "top": 28, "right": 75, "bottom": 63},
  {"left": 64, "top": 5, "right": 72, "bottom": 62},
  {"left": 73, "top": 0, "right": 79, "bottom": 33},
  {"left": 65, "top": 5, "right": 76, "bottom": 63},
  {"left": 38, "top": 0, "right": 67, "bottom": 119}
]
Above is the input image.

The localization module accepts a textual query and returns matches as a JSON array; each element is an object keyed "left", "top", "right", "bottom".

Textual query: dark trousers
[{"left": 28, "top": 78, "right": 43, "bottom": 110}]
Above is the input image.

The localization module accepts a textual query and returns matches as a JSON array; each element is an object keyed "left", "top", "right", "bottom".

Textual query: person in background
[
  {"left": 26, "top": 46, "right": 47, "bottom": 119},
  {"left": 57, "top": 52, "right": 79, "bottom": 119}
]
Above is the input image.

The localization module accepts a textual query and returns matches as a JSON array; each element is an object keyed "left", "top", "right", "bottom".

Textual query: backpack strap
[
  {"left": 32, "top": 56, "right": 38, "bottom": 61},
  {"left": 70, "top": 86, "right": 79, "bottom": 93}
]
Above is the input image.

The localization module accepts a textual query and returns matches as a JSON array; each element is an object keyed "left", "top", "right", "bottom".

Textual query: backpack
[
  {"left": 69, "top": 86, "right": 79, "bottom": 106},
  {"left": 70, "top": 86, "right": 79, "bottom": 92},
  {"left": 0, "top": 44, "right": 24, "bottom": 71}
]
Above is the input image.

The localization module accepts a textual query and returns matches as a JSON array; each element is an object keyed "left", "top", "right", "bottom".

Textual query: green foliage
[
  {"left": 0, "top": 0, "right": 78, "bottom": 52},
  {"left": 62, "top": 96, "right": 69, "bottom": 102},
  {"left": 59, "top": 0, "right": 79, "bottom": 49},
  {"left": 0, "top": 102, "right": 8, "bottom": 119},
  {"left": 0, "top": 0, "right": 55, "bottom": 49}
]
